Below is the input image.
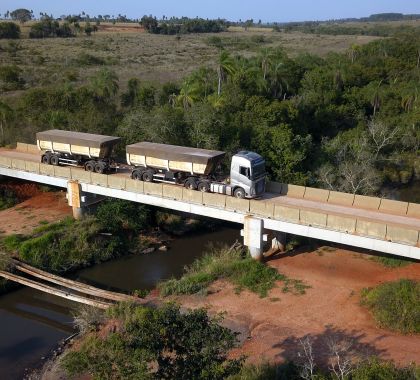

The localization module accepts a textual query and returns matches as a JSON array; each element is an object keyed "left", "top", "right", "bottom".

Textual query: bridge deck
[
  {"left": 1, "top": 148, "right": 418, "bottom": 231},
  {"left": 0, "top": 147, "right": 419, "bottom": 259}
]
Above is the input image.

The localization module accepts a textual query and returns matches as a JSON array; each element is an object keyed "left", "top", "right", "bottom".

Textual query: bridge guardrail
[{"left": 0, "top": 157, "right": 419, "bottom": 247}]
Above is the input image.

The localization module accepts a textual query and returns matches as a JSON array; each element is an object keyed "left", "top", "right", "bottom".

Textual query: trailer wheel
[
  {"left": 95, "top": 163, "right": 105, "bottom": 174},
  {"left": 85, "top": 161, "right": 95, "bottom": 172},
  {"left": 197, "top": 181, "right": 210, "bottom": 192},
  {"left": 41, "top": 154, "right": 50, "bottom": 165},
  {"left": 143, "top": 171, "right": 154, "bottom": 182},
  {"left": 50, "top": 155, "right": 59, "bottom": 166},
  {"left": 234, "top": 187, "right": 246, "bottom": 199},
  {"left": 132, "top": 170, "right": 143, "bottom": 181},
  {"left": 184, "top": 178, "right": 198, "bottom": 190}
]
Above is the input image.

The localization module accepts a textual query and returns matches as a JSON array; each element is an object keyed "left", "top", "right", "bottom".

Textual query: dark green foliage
[
  {"left": 141, "top": 16, "right": 227, "bottom": 35},
  {"left": 361, "top": 279, "right": 420, "bottom": 334},
  {"left": 351, "top": 357, "right": 419, "bottom": 380},
  {"left": 96, "top": 199, "right": 150, "bottom": 234},
  {"left": 0, "top": 187, "right": 18, "bottom": 210},
  {"left": 0, "top": 65, "right": 24, "bottom": 90},
  {"left": 10, "top": 9, "right": 32, "bottom": 23},
  {"left": 29, "top": 19, "right": 74, "bottom": 38},
  {"left": 0, "top": 22, "right": 21, "bottom": 39},
  {"left": 159, "top": 245, "right": 309, "bottom": 297},
  {"left": 62, "top": 303, "right": 242, "bottom": 380},
  {"left": 2, "top": 217, "right": 122, "bottom": 273}
]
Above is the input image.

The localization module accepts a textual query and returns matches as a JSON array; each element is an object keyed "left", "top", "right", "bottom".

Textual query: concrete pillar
[
  {"left": 72, "top": 206, "right": 86, "bottom": 220},
  {"left": 67, "top": 180, "right": 85, "bottom": 220},
  {"left": 242, "top": 216, "right": 265, "bottom": 261},
  {"left": 271, "top": 231, "right": 287, "bottom": 253}
]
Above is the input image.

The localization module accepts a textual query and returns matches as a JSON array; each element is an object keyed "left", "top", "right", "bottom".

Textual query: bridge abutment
[{"left": 242, "top": 216, "right": 266, "bottom": 260}]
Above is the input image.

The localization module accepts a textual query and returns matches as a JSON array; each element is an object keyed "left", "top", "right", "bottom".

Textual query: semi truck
[
  {"left": 36, "top": 130, "right": 120, "bottom": 174},
  {"left": 36, "top": 130, "right": 266, "bottom": 199},
  {"left": 126, "top": 142, "right": 266, "bottom": 199}
]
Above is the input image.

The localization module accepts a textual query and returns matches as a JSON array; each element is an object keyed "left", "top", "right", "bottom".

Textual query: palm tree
[
  {"left": 216, "top": 51, "right": 235, "bottom": 96},
  {"left": 177, "top": 80, "right": 198, "bottom": 110},
  {"left": 90, "top": 69, "right": 119, "bottom": 100},
  {"left": 0, "top": 101, "right": 13, "bottom": 145},
  {"left": 269, "top": 61, "right": 289, "bottom": 99},
  {"left": 259, "top": 48, "right": 273, "bottom": 80}
]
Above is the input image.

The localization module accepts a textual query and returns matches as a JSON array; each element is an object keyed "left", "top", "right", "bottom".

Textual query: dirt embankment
[
  {"left": 177, "top": 248, "right": 420, "bottom": 366},
  {"left": 0, "top": 180, "right": 71, "bottom": 236}
]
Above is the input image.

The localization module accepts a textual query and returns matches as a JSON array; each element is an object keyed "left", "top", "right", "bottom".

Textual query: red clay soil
[
  {"left": 0, "top": 184, "right": 71, "bottom": 236},
  {"left": 177, "top": 248, "right": 420, "bottom": 367}
]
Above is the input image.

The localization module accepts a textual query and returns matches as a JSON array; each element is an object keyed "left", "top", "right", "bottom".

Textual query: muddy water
[{"left": 0, "top": 226, "right": 239, "bottom": 379}]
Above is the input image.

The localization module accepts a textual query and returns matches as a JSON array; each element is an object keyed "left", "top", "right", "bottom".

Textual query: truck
[
  {"left": 36, "top": 129, "right": 121, "bottom": 174},
  {"left": 126, "top": 142, "right": 266, "bottom": 199}
]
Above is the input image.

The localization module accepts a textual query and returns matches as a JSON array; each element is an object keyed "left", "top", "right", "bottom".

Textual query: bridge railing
[{"left": 0, "top": 151, "right": 419, "bottom": 248}]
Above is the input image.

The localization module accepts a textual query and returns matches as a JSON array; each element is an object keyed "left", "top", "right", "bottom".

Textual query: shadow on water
[{"left": 0, "top": 225, "right": 240, "bottom": 379}]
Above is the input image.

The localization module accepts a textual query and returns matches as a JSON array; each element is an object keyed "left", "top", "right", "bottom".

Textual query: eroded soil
[{"left": 177, "top": 248, "right": 420, "bottom": 366}]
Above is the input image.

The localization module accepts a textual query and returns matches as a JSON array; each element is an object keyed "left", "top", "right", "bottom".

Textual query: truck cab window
[{"left": 239, "top": 166, "right": 250, "bottom": 178}]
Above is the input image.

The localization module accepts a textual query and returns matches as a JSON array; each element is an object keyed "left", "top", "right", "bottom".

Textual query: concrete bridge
[{"left": 0, "top": 143, "right": 419, "bottom": 261}]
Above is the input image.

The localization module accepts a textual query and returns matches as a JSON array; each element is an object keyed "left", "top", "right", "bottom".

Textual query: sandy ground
[
  {"left": 177, "top": 248, "right": 420, "bottom": 367},
  {"left": 0, "top": 180, "right": 71, "bottom": 236}
]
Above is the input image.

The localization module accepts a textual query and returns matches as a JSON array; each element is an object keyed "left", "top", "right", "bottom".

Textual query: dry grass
[{"left": 0, "top": 21, "right": 380, "bottom": 94}]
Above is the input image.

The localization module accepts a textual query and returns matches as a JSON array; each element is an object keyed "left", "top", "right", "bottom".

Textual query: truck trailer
[
  {"left": 36, "top": 129, "right": 120, "bottom": 173},
  {"left": 126, "top": 142, "right": 266, "bottom": 199}
]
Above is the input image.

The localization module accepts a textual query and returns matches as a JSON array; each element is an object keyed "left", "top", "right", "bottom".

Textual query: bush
[
  {"left": 352, "top": 357, "right": 419, "bottom": 380},
  {"left": 74, "top": 52, "right": 105, "bottom": 66},
  {"left": 29, "top": 20, "right": 74, "bottom": 38},
  {"left": 0, "top": 187, "right": 18, "bottom": 210},
  {"left": 3, "top": 217, "right": 123, "bottom": 273},
  {"left": 0, "top": 64, "right": 24, "bottom": 90},
  {"left": 62, "top": 302, "right": 242, "bottom": 380},
  {"left": 159, "top": 245, "right": 309, "bottom": 298},
  {"left": 361, "top": 279, "right": 420, "bottom": 334},
  {"left": 0, "top": 22, "right": 21, "bottom": 39}
]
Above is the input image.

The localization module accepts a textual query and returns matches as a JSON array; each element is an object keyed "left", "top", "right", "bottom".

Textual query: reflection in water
[{"left": 0, "top": 226, "right": 239, "bottom": 379}]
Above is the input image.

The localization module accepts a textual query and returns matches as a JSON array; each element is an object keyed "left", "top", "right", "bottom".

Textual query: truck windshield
[{"left": 251, "top": 162, "right": 265, "bottom": 180}]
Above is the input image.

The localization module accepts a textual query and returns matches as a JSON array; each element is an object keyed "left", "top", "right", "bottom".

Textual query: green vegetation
[
  {"left": 1, "top": 199, "right": 151, "bottom": 273},
  {"left": 62, "top": 302, "right": 243, "bottom": 380},
  {"left": 373, "top": 254, "right": 416, "bottom": 268},
  {"left": 228, "top": 358, "right": 419, "bottom": 380},
  {"left": 141, "top": 15, "right": 227, "bottom": 35},
  {"left": 0, "top": 22, "right": 20, "bottom": 39},
  {"left": 29, "top": 19, "right": 74, "bottom": 38},
  {"left": 0, "top": 187, "right": 18, "bottom": 210},
  {"left": 361, "top": 279, "right": 419, "bottom": 334},
  {"left": 159, "top": 245, "right": 309, "bottom": 298}
]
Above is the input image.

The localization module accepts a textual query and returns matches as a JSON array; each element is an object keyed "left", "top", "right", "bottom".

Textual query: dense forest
[{"left": 0, "top": 29, "right": 419, "bottom": 195}]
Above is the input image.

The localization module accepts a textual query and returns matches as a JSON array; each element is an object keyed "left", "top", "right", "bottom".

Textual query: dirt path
[
  {"left": 0, "top": 182, "right": 71, "bottom": 236},
  {"left": 178, "top": 248, "right": 420, "bottom": 366}
]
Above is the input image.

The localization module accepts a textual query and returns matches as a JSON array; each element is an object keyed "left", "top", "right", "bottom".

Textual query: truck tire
[
  {"left": 184, "top": 178, "right": 198, "bottom": 190},
  {"left": 143, "top": 170, "right": 154, "bottom": 182},
  {"left": 50, "top": 155, "right": 59, "bottom": 166},
  {"left": 234, "top": 187, "right": 246, "bottom": 199},
  {"left": 41, "top": 154, "right": 50, "bottom": 165},
  {"left": 85, "top": 161, "right": 95, "bottom": 172},
  {"left": 132, "top": 170, "right": 143, "bottom": 181},
  {"left": 197, "top": 181, "right": 210, "bottom": 192},
  {"left": 95, "top": 163, "right": 105, "bottom": 174}
]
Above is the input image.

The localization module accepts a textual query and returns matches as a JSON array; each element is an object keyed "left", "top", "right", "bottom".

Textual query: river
[{"left": 0, "top": 226, "right": 240, "bottom": 379}]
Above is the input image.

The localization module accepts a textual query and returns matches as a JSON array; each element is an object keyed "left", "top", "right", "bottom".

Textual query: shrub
[
  {"left": 0, "top": 187, "right": 18, "bottom": 210},
  {"left": 74, "top": 52, "right": 105, "bottom": 66},
  {"left": 62, "top": 303, "right": 243, "bottom": 379},
  {"left": 352, "top": 357, "right": 419, "bottom": 380},
  {"left": 159, "top": 245, "right": 309, "bottom": 298},
  {"left": 29, "top": 20, "right": 74, "bottom": 38},
  {"left": 0, "top": 64, "right": 24, "bottom": 90},
  {"left": 0, "top": 22, "right": 21, "bottom": 39},
  {"left": 361, "top": 279, "right": 420, "bottom": 334}
]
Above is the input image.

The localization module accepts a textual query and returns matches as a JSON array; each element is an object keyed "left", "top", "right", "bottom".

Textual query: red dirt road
[
  {"left": 0, "top": 182, "right": 71, "bottom": 236},
  {"left": 178, "top": 248, "right": 420, "bottom": 366}
]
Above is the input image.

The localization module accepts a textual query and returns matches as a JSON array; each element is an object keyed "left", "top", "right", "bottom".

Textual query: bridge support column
[
  {"left": 241, "top": 216, "right": 267, "bottom": 261},
  {"left": 67, "top": 180, "right": 106, "bottom": 220}
]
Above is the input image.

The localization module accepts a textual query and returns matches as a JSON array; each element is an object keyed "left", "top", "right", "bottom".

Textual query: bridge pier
[
  {"left": 67, "top": 180, "right": 105, "bottom": 220},
  {"left": 241, "top": 216, "right": 268, "bottom": 261}
]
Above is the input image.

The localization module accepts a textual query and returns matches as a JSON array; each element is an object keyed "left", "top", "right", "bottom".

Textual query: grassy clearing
[
  {"left": 361, "top": 279, "right": 419, "bottom": 334},
  {"left": 159, "top": 245, "right": 309, "bottom": 298}
]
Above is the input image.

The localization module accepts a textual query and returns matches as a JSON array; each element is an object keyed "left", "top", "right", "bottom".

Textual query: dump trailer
[
  {"left": 36, "top": 129, "right": 120, "bottom": 173},
  {"left": 126, "top": 142, "right": 266, "bottom": 199}
]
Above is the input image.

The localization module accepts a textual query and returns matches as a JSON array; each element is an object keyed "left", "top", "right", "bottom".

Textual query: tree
[
  {"left": 177, "top": 80, "right": 198, "bottom": 109},
  {"left": 10, "top": 8, "right": 32, "bottom": 23},
  {"left": 216, "top": 51, "right": 235, "bottom": 96},
  {"left": 0, "top": 101, "right": 13, "bottom": 145},
  {"left": 62, "top": 303, "right": 243, "bottom": 380},
  {"left": 90, "top": 69, "right": 119, "bottom": 100},
  {"left": 0, "top": 22, "right": 21, "bottom": 39}
]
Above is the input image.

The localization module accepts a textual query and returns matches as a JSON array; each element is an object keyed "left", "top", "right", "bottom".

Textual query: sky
[{"left": 1, "top": 0, "right": 419, "bottom": 23}]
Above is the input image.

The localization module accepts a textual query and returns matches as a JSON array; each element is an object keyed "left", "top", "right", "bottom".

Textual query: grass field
[{"left": 0, "top": 21, "right": 379, "bottom": 94}]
